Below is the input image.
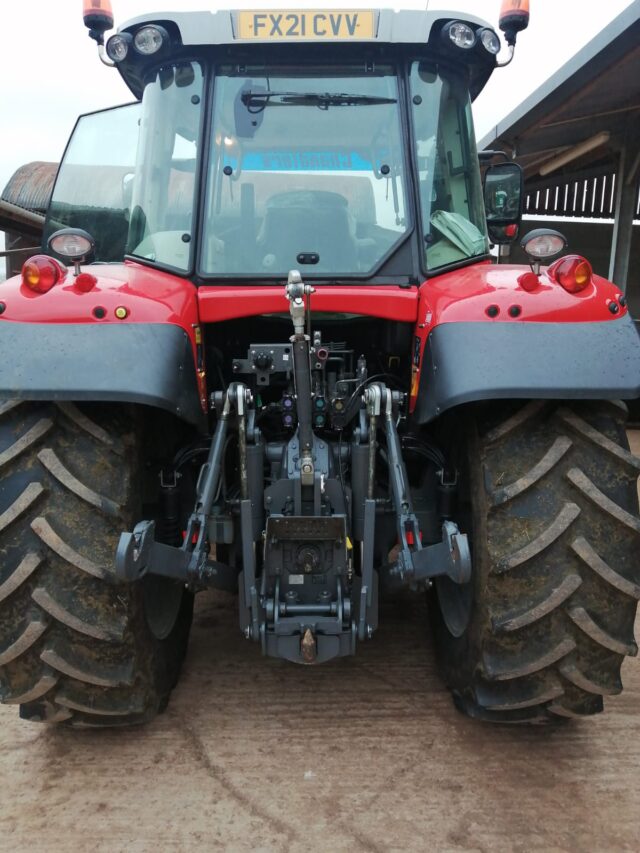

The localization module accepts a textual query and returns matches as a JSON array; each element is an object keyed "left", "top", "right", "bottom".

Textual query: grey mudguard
[
  {"left": 0, "top": 322, "right": 205, "bottom": 428},
  {"left": 415, "top": 316, "right": 640, "bottom": 423}
]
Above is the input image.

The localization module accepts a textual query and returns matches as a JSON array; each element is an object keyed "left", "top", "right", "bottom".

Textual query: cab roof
[
  {"left": 118, "top": 8, "right": 492, "bottom": 47},
  {"left": 114, "top": 8, "right": 497, "bottom": 100}
]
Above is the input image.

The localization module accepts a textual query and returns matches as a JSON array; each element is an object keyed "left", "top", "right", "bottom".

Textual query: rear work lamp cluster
[
  {"left": 20, "top": 255, "right": 100, "bottom": 295},
  {"left": 518, "top": 229, "right": 597, "bottom": 296},
  {"left": 442, "top": 21, "right": 501, "bottom": 55},
  {"left": 21, "top": 228, "right": 98, "bottom": 294},
  {"left": 19, "top": 254, "right": 130, "bottom": 320},
  {"left": 106, "top": 25, "right": 169, "bottom": 63},
  {"left": 106, "top": 17, "right": 498, "bottom": 63}
]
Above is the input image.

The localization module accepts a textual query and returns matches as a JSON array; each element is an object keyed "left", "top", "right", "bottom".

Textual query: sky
[{"left": 0, "top": 0, "right": 635, "bottom": 202}]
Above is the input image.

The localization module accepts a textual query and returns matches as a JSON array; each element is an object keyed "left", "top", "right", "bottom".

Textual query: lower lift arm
[
  {"left": 364, "top": 383, "right": 471, "bottom": 588},
  {"left": 115, "top": 383, "right": 252, "bottom": 589}
]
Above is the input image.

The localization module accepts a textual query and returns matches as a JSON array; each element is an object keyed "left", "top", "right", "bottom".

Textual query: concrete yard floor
[{"left": 0, "top": 434, "right": 639, "bottom": 852}]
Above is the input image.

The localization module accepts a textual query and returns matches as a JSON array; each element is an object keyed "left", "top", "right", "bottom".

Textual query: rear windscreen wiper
[{"left": 241, "top": 90, "right": 397, "bottom": 111}]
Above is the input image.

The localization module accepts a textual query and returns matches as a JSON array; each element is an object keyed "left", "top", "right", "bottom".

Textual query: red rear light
[
  {"left": 74, "top": 272, "right": 98, "bottom": 293},
  {"left": 547, "top": 255, "right": 593, "bottom": 294},
  {"left": 21, "top": 256, "right": 64, "bottom": 293},
  {"left": 518, "top": 271, "right": 539, "bottom": 292}
]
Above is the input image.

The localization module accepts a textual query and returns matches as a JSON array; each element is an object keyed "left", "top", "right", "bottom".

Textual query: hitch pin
[{"left": 301, "top": 628, "right": 317, "bottom": 664}]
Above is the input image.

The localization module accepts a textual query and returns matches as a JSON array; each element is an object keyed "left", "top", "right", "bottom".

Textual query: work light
[
  {"left": 443, "top": 21, "right": 476, "bottom": 49},
  {"left": 134, "top": 25, "right": 168, "bottom": 56},
  {"left": 106, "top": 33, "right": 132, "bottom": 62}
]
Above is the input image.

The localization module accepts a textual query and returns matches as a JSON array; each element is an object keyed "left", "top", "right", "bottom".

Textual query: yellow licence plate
[{"left": 236, "top": 9, "right": 376, "bottom": 40}]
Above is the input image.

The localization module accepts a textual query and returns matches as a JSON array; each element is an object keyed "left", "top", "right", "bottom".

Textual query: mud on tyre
[
  {"left": 432, "top": 400, "right": 640, "bottom": 722},
  {"left": 0, "top": 401, "right": 193, "bottom": 726}
]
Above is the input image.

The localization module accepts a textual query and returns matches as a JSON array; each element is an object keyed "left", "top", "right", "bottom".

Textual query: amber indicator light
[
  {"left": 548, "top": 255, "right": 593, "bottom": 294},
  {"left": 21, "top": 256, "right": 63, "bottom": 294}
]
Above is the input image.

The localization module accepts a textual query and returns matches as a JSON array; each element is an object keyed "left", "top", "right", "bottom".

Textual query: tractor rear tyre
[
  {"left": 432, "top": 400, "right": 640, "bottom": 722},
  {"left": 0, "top": 401, "right": 193, "bottom": 726}
]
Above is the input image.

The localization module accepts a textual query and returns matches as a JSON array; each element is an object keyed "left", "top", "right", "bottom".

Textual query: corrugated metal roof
[{"left": 1, "top": 162, "right": 57, "bottom": 214}]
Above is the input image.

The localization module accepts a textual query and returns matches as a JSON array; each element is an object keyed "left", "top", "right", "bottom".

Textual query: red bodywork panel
[
  {"left": 0, "top": 258, "right": 628, "bottom": 416},
  {"left": 197, "top": 284, "right": 418, "bottom": 323},
  {"left": 0, "top": 262, "right": 200, "bottom": 328},
  {"left": 417, "top": 262, "right": 626, "bottom": 326},
  {"left": 0, "top": 263, "right": 418, "bottom": 327}
]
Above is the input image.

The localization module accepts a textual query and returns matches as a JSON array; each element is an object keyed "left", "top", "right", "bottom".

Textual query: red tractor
[{"left": 0, "top": 0, "right": 638, "bottom": 726}]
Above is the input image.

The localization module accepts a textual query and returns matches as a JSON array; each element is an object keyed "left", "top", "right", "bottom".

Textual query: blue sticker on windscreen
[{"left": 228, "top": 150, "right": 377, "bottom": 171}]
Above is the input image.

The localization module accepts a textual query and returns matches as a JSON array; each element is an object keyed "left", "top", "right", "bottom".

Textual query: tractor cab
[{"left": 46, "top": 5, "right": 525, "bottom": 284}]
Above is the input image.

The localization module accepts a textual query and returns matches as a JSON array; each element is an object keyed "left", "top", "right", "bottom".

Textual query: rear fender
[
  {"left": 412, "top": 264, "right": 640, "bottom": 423},
  {"left": 413, "top": 316, "right": 640, "bottom": 423},
  {"left": 0, "top": 321, "right": 204, "bottom": 427},
  {"left": 0, "top": 261, "right": 206, "bottom": 428}
]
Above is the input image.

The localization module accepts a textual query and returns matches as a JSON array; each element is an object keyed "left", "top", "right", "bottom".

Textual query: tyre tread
[
  {"left": 571, "top": 536, "right": 640, "bottom": 599},
  {"left": 0, "top": 418, "right": 53, "bottom": 471},
  {"left": 433, "top": 400, "right": 640, "bottom": 724},
  {"left": 495, "top": 502, "right": 580, "bottom": 573},
  {"left": 37, "top": 448, "right": 121, "bottom": 517},
  {"left": 567, "top": 605, "right": 638, "bottom": 657},
  {"left": 492, "top": 573, "right": 582, "bottom": 632},
  {"left": 31, "top": 586, "right": 126, "bottom": 642},
  {"left": 30, "top": 516, "right": 106, "bottom": 580},
  {"left": 490, "top": 436, "right": 572, "bottom": 506},
  {"left": 0, "top": 483, "right": 44, "bottom": 533},
  {"left": 558, "top": 408, "right": 640, "bottom": 471},
  {"left": 0, "top": 552, "right": 43, "bottom": 604},
  {"left": 0, "top": 402, "right": 191, "bottom": 727},
  {"left": 0, "top": 615, "right": 48, "bottom": 665},
  {"left": 567, "top": 467, "right": 640, "bottom": 533}
]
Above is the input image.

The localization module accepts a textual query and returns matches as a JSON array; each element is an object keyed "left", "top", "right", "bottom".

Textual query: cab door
[{"left": 43, "top": 103, "right": 141, "bottom": 262}]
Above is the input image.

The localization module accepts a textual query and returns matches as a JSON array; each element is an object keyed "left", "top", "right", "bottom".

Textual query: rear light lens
[
  {"left": 21, "top": 256, "right": 64, "bottom": 293},
  {"left": 518, "top": 271, "right": 539, "bottom": 292},
  {"left": 74, "top": 272, "right": 98, "bottom": 293},
  {"left": 547, "top": 255, "right": 593, "bottom": 294},
  {"left": 410, "top": 366, "right": 420, "bottom": 397}
]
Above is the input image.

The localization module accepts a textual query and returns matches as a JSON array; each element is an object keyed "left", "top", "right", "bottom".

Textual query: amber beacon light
[
  {"left": 499, "top": 0, "right": 530, "bottom": 46},
  {"left": 83, "top": 0, "right": 114, "bottom": 43}
]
